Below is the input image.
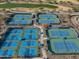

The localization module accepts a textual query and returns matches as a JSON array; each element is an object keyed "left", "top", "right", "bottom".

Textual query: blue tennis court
[
  {"left": 0, "top": 49, "right": 15, "bottom": 57},
  {"left": 18, "top": 48, "right": 27, "bottom": 57},
  {"left": 6, "top": 13, "right": 32, "bottom": 25},
  {"left": 39, "top": 13, "right": 57, "bottom": 19},
  {"left": 29, "top": 48, "right": 38, "bottom": 56},
  {"left": 2, "top": 41, "right": 18, "bottom": 48},
  {"left": 0, "top": 49, "right": 5, "bottom": 57},
  {"left": 53, "top": 42, "right": 67, "bottom": 53},
  {"left": 49, "top": 39, "right": 79, "bottom": 54},
  {"left": 5, "top": 28, "right": 39, "bottom": 40},
  {"left": 0, "top": 28, "right": 40, "bottom": 57},
  {"left": 5, "top": 49, "right": 15, "bottom": 57},
  {"left": 18, "top": 47, "right": 38, "bottom": 57},
  {"left": 48, "top": 28, "right": 78, "bottom": 38},
  {"left": 38, "top": 13, "right": 60, "bottom": 24},
  {"left": 21, "top": 41, "right": 38, "bottom": 47}
]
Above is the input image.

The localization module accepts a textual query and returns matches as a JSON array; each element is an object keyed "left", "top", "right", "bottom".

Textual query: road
[
  {"left": 53, "top": 12, "right": 79, "bottom": 15},
  {"left": 0, "top": 11, "right": 78, "bottom": 16},
  {"left": 70, "top": 16, "right": 79, "bottom": 33}
]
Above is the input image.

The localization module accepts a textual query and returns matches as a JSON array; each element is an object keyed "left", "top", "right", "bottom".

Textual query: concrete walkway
[{"left": 34, "top": 24, "right": 48, "bottom": 59}]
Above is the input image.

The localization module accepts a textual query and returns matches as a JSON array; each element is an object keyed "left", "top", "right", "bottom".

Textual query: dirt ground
[{"left": 48, "top": 55, "right": 79, "bottom": 59}]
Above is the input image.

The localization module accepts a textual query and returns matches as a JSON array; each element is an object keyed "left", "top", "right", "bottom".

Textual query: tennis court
[
  {"left": 49, "top": 38, "right": 79, "bottom": 54},
  {"left": 48, "top": 28, "right": 78, "bottom": 39},
  {"left": 6, "top": 13, "right": 32, "bottom": 25},
  {"left": 0, "top": 27, "right": 40, "bottom": 57},
  {"left": 38, "top": 13, "right": 60, "bottom": 24}
]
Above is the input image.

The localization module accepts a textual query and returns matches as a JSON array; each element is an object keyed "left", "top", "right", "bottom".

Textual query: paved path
[
  {"left": 34, "top": 24, "right": 48, "bottom": 59},
  {"left": 70, "top": 16, "right": 79, "bottom": 33}
]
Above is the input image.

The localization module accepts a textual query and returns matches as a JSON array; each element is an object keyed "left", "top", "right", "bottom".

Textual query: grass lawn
[{"left": 0, "top": 3, "right": 58, "bottom": 8}]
